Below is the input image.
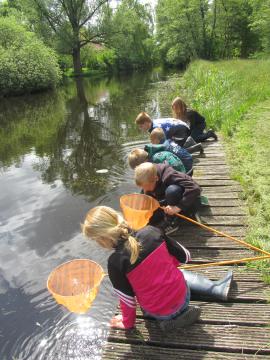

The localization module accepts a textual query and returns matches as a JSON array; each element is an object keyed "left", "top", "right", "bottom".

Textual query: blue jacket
[
  {"left": 162, "top": 140, "right": 193, "bottom": 172},
  {"left": 150, "top": 118, "right": 190, "bottom": 142}
]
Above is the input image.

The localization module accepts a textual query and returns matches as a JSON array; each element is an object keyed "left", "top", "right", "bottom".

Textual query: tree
[
  {"left": 0, "top": 17, "right": 61, "bottom": 96},
  {"left": 156, "top": 0, "right": 260, "bottom": 66},
  {"left": 156, "top": 0, "right": 209, "bottom": 67},
  {"left": 23, "top": 0, "right": 110, "bottom": 76},
  {"left": 249, "top": 0, "right": 270, "bottom": 55},
  {"left": 108, "top": 0, "right": 155, "bottom": 70}
]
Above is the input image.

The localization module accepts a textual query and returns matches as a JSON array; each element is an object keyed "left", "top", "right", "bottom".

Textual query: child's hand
[
  {"left": 110, "top": 314, "right": 126, "bottom": 329},
  {"left": 164, "top": 205, "right": 181, "bottom": 215}
]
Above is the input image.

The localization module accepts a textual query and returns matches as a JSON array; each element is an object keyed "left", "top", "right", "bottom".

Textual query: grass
[{"left": 177, "top": 59, "right": 270, "bottom": 280}]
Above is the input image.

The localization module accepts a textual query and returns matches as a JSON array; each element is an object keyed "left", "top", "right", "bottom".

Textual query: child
[
  {"left": 128, "top": 148, "right": 186, "bottom": 173},
  {"left": 82, "top": 206, "right": 233, "bottom": 331},
  {"left": 135, "top": 112, "right": 190, "bottom": 146},
  {"left": 172, "top": 97, "right": 218, "bottom": 142},
  {"left": 135, "top": 162, "right": 200, "bottom": 216},
  {"left": 134, "top": 161, "right": 201, "bottom": 234},
  {"left": 150, "top": 127, "right": 193, "bottom": 173}
]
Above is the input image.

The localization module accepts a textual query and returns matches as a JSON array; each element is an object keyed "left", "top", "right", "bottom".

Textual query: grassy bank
[{"left": 178, "top": 60, "right": 270, "bottom": 281}]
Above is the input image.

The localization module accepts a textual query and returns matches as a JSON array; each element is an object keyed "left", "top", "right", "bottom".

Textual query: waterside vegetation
[
  {"left": 175, "top": 59, "right": 270, "bottom": 279},
  {"left": 1, "top": 0, "right": 270, "bottom": 96}
]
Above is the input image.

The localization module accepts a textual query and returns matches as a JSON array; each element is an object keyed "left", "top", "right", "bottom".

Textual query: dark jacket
[
  {"left": 186, "top": 109, "right": 206, "bottom": 132},
  {"left": 146, "top": 163, "right": 201, "bottom": 211}
]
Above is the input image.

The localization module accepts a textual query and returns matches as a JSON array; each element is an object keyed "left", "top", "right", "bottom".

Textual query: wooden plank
[
  {"left": 194, "top": 174, "right": 232, "bottom": 180},
  {"left": 196, "top": 179, "right": 239, "bottom": 186},
  {"left": 199, "top": 207, "right": 245, "bottom": 215},
  {"left": 202, "top": 192, "right": 240, "bottom": 199},
  {"left": 136, "top": 302, "right": 270, "bottom": 326},
  {"left": 194, "top": 160, "right": 228, "bottom": 165},
  {"left": 177, "top": 225, "right": 246, "bottom": 237},
  {"left": 103, "top": 343, "right": 268, "bottom": 360},
  {"left": 194, "top": 167, "right": 230, "bottom": 173},
  {"left": 205, "top": 198, "right": 242, "bottom": 206},
  {"left": 199, "top": 215, "right": 246, "bottom": 226},
  {"left": 179, "top": 235, "right": 244, "bottom": 248},
  {"left": 200, "top": 185, "right": 242, "bottom": 192},
  {"left": 193, "top": 169, "right": 231, "bottom": 175},
  {"left": 188, "top": 248, "right": 253, "bottom": 262},
  {"left": 108, "top": 323, "right": 270, "bottom": 355}
]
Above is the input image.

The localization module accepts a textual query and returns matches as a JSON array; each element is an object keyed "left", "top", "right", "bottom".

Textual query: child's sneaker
[
  {"left": 159, "top": 305, "right": 201, "bottom": 332},
  {"left": 163, "top": 220, "right": 180, "bottom": 235}
]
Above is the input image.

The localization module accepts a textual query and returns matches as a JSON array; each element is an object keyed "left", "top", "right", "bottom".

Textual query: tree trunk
[
  {"left": 75, "top": 77, "right": 88, "bottom": 105},
  {"left": 208, "top": 0, "right": 217, "bottom": 58},
  {"left": 72, "top": 47, "right": 82, "bottom": 76}
]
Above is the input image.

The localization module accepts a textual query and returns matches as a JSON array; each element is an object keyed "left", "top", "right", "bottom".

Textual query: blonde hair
[
  {"left": 128, "top": 148, "right": 149, "bottom": 169},
  {"left": 135, "top": 162, "right": 157, "bottom": 186},
  {"left": 82, "top": 206, "right": 140, "bottom": 264},
  {"left": 150, "top": 127, "right": 165, "bottom": 144},
  {"left": 172, "top": 97, "right": 187, "bottom": 120},
  {"left": 135, "top": 112, "right": 152, "bottom": 125}
]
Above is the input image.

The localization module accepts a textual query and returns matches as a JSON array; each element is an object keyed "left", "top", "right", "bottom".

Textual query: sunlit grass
[{"left": 178, "top": 59, "right": 270, "bottom": 278}]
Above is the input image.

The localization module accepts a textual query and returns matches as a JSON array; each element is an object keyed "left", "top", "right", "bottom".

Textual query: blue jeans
[{"left": 143, "top": 286, "right": 190, "bottom": 320}]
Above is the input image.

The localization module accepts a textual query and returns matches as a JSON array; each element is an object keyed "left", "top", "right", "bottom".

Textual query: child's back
[
  {"left": 163, "top": 140, "right": 193, "bottom": 173},
  {"left": 144, "top": 144, "right": 186, "bottom": 173},
  {"left": 150, "top": 128, "right": 193, "bottom": 173}
]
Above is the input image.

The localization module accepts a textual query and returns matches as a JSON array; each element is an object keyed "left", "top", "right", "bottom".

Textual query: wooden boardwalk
[{"left": 102, "top": 141, "right": 270, "bottom": 359}]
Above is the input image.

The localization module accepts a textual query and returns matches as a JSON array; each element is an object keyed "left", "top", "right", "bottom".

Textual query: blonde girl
[
  {"left": 82, "top": 205, "right": 233, "bottom": 331},
  {"left": 172, "top": 97, "right": 217, "bottom": 142}
]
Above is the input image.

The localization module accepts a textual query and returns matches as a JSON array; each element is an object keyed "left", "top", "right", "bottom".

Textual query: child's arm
[
  {"left": 164, "top": 235, "right": 191, "bottom": 264},
  {"left": 108, "top": 259, "right": 136, "bottom": 329},
  {"left": 164, "top": 171, "right": 201, "bottom": 212}
]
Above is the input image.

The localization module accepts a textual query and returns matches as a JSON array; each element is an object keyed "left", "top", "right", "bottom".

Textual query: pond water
[{"left": 0, "top": 70, "right": 180, "bottom": 359}]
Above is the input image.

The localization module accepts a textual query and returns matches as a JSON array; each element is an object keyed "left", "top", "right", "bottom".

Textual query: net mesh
[
  {"left": 47, "top": 259, "right": 104, "bottom": 314},
  {"left": 120, "top": 193, "right": 160, "bottom": 230}
]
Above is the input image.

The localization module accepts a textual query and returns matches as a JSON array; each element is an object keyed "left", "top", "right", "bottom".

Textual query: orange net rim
[
  {"left": 47, "top": 258, "right": 105, "bottom": 298},
  {"left": 120, "top": 193, "right": 160, "bottom": 209}
]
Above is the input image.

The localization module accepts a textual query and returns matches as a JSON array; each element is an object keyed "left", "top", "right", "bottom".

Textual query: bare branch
[
  {"left": 79, "top": 0, "right": 108, "bottom": 28},
  {"left": 32, "top": 0, "right": 59, "bottom": 33}
]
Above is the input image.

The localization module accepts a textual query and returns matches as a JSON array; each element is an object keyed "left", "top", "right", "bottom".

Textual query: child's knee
[{"left": 165, "top": 185, "right": 184, "bottom": 205}]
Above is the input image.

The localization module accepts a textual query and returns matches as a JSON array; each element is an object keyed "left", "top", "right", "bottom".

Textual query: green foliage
[
  {"left": 179, "top": 59, "right": 270, "bottom": 275},
  {"left": 156, "top": 0, "right": 208, "bottom": 66},
  {"left": 0, "top": 90, "right": 66, "bottom": 167},
  {"left": 0, "top": 17, "right": 61, "bottom": 96},
  {"left": 108, "top": 0, "right": 155, "bottom": 70},
  {"left": 179, "top": 59, "right": 270, "bottom": 134},
  {"left": 248, "top": 0, "right": 270, "bottom": 55},
  {"left": 156, "top": 0, "right": 260, "bottom": 67},
  {"left": 82, "top": 46, "right": 117, "bottom": 72},
  {"left": 227, "top": 100, "right": 270, "bottom": 279}
]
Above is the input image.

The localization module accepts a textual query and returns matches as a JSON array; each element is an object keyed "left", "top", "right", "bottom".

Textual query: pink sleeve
[{"left": 120, "top": 299, "right": 136, "bottom": 329}]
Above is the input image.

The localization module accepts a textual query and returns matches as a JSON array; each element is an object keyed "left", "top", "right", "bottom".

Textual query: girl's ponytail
[
  {"left": 117, "top": 222, "right": 140, "bottom": 264},
  {"left": 82, "top": 206, "right": 140, "bottom": 264}
]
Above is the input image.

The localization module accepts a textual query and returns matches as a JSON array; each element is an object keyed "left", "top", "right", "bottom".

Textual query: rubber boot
[
  {"left": 183, "top": 136, "right": 197, "bottom": 148},
  {"left": 207, "top": 129, "right": 218, "bottom": 141},
  {"left": 186, "top": 143, "right": 204, "bottom": 155},
  {"left": 182, "top": 270, "right": 233, "bottom": 301},
  {"left": 159, "top": 305, "right": 201, "bottom": 332}
]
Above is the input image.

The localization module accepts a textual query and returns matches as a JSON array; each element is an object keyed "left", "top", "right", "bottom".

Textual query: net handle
[
  {"left": 160, "top": 206, "right": 270, "bottom": 257},
  {"left": 178, "top": 255, "right": 270, "bottom": 270}
]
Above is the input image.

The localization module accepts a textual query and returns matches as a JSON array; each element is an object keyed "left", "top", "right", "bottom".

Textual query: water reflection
[{"left": 0, "top": 69, "right": 179, "bottom": 359}]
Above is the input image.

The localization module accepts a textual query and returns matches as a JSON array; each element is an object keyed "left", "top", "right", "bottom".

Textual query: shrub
[{"left": 0, "top": 17, "right": 61, "bottom": 96}]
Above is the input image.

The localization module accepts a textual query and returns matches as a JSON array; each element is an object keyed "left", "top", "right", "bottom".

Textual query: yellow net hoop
[
  {"left": 47, "top": 259, "right": 105, "bottom": 314},
  {"left": 120, "top": 193, "right": 160, "bottom": 230}
]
